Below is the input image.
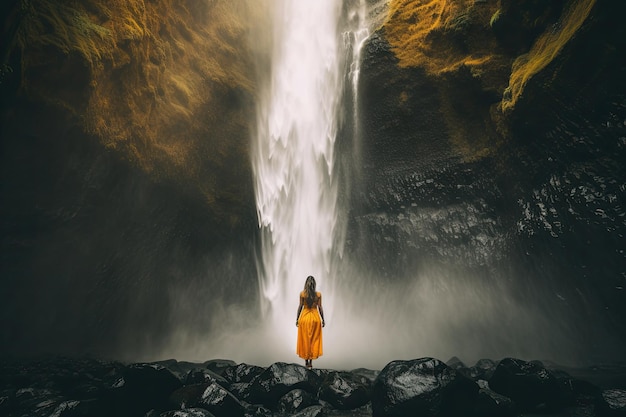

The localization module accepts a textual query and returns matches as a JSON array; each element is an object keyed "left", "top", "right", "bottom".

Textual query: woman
[{"left": 296, "top": 275, "right": 325, "bottom": 369}]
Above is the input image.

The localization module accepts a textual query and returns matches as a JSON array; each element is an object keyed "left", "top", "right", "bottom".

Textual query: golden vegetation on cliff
[
  {"left": 15, "top": 1, "right": 115, "bottom": 68},
  {"left": 383, "top": 0, "right": 502, "bottom": 75},
  {"left": 501, "top": 0, "right": 597, "bottom": 111},
  {"left": 10, "top": 0, "right": 266, "bottom": 223}
]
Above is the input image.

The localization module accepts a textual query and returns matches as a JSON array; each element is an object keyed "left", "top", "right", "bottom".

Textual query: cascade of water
[
  {"left": 248, "top": 0, "right": 371, "bottom": 365},
  {"left": 252, "top": 0, "right": 345, "bottom": 358}
]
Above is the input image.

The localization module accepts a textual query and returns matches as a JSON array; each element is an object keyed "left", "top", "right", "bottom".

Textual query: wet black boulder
[
  {"left": 197, "top": 381, "right": 245, "bottom": 417},
  {"left": 247, "top": 362, "right": 321, "bottom": 408},
  {"left": 277, "top": 388, "right": 317, "bottom": 414},
  {"left": 489, "top": 358, "right": 573, "bottom": 412},
  {"left": 371, "top": 357, "right": 479, "bottom": 417},
  {"left": 318, "top": 371, "right": 370, "bottom": 410},
  {"left": 596, "top": 389, "right": 626, "bottom": 417}
]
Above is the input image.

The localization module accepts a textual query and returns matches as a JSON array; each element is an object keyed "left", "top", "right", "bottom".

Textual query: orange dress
[{"left": 297, "top": 291, "right": 323, "bottom": 360}]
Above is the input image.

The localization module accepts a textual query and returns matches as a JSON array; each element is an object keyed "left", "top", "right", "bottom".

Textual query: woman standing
[{"left": 296, "top": 276, "right": 325, "bottom": 369}]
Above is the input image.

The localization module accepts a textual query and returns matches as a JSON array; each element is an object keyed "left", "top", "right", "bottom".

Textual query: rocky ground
[{"left": 1, "top": 356, "right": 625, "bottom": 417}]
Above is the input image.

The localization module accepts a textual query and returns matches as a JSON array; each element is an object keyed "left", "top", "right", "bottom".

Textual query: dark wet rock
[
  {"left": 205, "top": 360, "right": 236, "bottom": 376},
  {"left": 460, "top": 358, "right": 499, "bottom": 381},
  {"left": 597, "top": 389, "right": 626, "bottom": 417},
  {"left": 318, "top": 371, "right": 370, "bottom": 410},
  {"left": 248, "top": 362, "right": 321, "bottom": 407},
  {"left": 243, "top": 403, "right": 273, "bottom": 417},
  {"left": 350, "top": 368, "right": 380, "bottom": 385},
  {"left": 223, "top": 363, "right": 265, "bottom": 384},
  {"left": 106, "top": 363, "right": 183, "bottom": 416},
  {"left": 160, "top": 409, "right": 216, "bottom": 417},
  {"left": 290, "top": 404, "right": 325, "bottom": 417},
  {"left": 198, "top": 381, "right": 245, "bottom": 417},
  {"left": 489, "top": 357, "right": 573, "bottom": 412},
  {"left": 228, "top": 382, "right": 253, "bottom": 402},
  {"left": 371, "top": 357, "right": 478, "bottom": 417},
  {"left": 446, "top": 356, "right": 467, "bottom": 370},
  {"left": 155, "top": 360, "right": 209, "bottom": 382},
  {"left": 169, "top": 383, "right": 209, "bottom": 409},
  {"left": 185, "top": 368, "right": 228, "bottom": 387},
  {"left": 277, "top": 388, "right": 317, "bottom": 414},
  {"left": 474, "top": 380, "right": 517, "bottom": 417}
]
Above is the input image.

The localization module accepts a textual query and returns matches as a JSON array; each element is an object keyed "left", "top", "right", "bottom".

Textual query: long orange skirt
[{"left": 297, "top": 307, "right": 323, "bottom": 360}]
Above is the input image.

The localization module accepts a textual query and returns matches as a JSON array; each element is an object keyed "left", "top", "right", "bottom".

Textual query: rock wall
[{"left": 0, "top": 0, "right": 267, "bottom": 357}]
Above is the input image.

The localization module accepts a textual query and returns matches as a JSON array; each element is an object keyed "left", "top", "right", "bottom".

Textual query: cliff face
[
  {"left": 354, "top": 0, "right": 626, "bottom": 361},
  {"left": 0, "top": 0, "right": 267, "bottom": 357},
  {"left": 367, "top": 0, "right": 602, "bottom": 162},
  {"left": 4, "top": 0, "right": 265, "bottom": 224}
]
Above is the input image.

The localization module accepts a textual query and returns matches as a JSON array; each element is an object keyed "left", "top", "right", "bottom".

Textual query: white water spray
[{"left": 252, "top": 0, "right": 368, "bottom": 365}]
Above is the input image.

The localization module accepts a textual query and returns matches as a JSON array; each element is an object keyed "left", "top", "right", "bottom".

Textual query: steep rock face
[
  {"left": 0, "top": 0, "right": 266, "bottom": 357},
  {"left": 3, "top": 0, "right": 264, "bottom": 224},
  {"left": 354, "top": 0, "right": 626, "bottom": 360}
]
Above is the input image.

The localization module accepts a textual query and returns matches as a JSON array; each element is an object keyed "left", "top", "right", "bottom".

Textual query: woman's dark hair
[{"left": 304, "top": 275, "right": 317, "bottom": 308}]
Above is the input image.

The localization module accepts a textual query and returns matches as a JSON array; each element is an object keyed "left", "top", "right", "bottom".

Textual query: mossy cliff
[
  {"left": 0, "top": 0, "right": 267, "bottom": 357},
  {"left": 361, "top": 0, "right": 615, "bottom": 164},
  {"left": 2, "top": 0, "right": 266, "bottom": 227}
]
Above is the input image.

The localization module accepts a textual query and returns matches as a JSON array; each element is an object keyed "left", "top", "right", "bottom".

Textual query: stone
[
  {"left": 276, "top": 389, "right": 317, "bottom": 414},
  {"left": 290, "top": 404, "right": 325, "bottom": 417},
  {"left": 159, "top": 409, "right": 216, "bottom": 417},
  {"left": 247, "top": 362, "right": 321, "bottom": 407},
  {"left": 474, "top": 386, "right": 517, "bottom": 417},
  {"left": 596, "top": 389, "right": 626, "bottom": 417},
  {"left": 318, "top": 371, "right": 370, "bottom": 410},
  {"left": 243, "top": 404, "right": 273, "bottom": 417},
  {"left": 185, "top": 369, "right": 228, "bottom": 387},
  {"left": 169, "top": 383, "right": 209, "bottom": 409},
  {"left": 350, "top": 368, "right": 380, "bottom": 384},
  {"left": 228, "top": 382, "right": 253, "bottom": 403},
  {"left": 222, "top": 363, "right": 265, "bottom": 385},
  {"left": 488, "top": 358, "right": 572, "bottom": 412},
  {"left": 371, "top": 357, "right": 479, "bottom": 417},
  {"left": 198, "top": 381, "right": 245, "bottom": 417},
  {"left": 445, "top": 357, "right": 467, "bottom": 370},
  {"left": 106, "top": 363, "right": 183, "bottom": 416},
  {"left": 205, "top": 360, "right": 236, "bottom": 376}
]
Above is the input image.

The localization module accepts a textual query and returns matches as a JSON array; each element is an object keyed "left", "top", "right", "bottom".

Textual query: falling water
[{"left": 252, "top": 0, "right": 345, "bottom": 361}]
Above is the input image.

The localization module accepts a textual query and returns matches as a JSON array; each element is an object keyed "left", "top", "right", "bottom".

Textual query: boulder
[
  {"left": 489, "top": 358, "right": 572, "bottom": 412},
  {"left": 445, "top": 357, "right": 467, "bottom": 370},
  {"left": 205, "top": 360, "right": 236, "bottom": 376},
  {"left": 198, "top": 381, "right": 246, "bottom": 417},
  {"left": 474, "top": 383, "right": 517, "bottom": 417},
  {"left": 247, "top": 362, "right": 321, "bottom": 407},
  {"left": 318, "top": 371, "right": 370, "bottom": 410},
  {"left": 290, "top": 404, "right": 325, "bottom": 417},
  {"left": 597, "top": 389, "right": 626, "bottom": 417},
  {"left": 169, "top": 383, "right": 210, "bottom": 409},
  {"left": 350, "top": 368, "right": 380, "bottom": 384},
  {"left": 371, "top": 357, "right": 478, "bottom": 417},
  {"left": 228, "top": 382, "right": 253, "bottom": 403},
  {"left": 106, "top": 363, "right": 183, "bottom": 416},
  {"left": 185, "top": 369, "right": 228, "bottom": 387},
  {"left": 160, "top": 409, "right": 216, "bottom": 417},
  {"left": 223, "top": 363, "right": 265, "bottom": 384},
  {"left": 276, "top": 389, "right": 317, "bottom": 414},
  {"left": 243, "top": 404, "right": 273, "bottom": 417}
]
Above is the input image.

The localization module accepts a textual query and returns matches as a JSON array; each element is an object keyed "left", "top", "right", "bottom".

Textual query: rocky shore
[{"left": 1, "top": 356, "right": 625, "bottom": 417}]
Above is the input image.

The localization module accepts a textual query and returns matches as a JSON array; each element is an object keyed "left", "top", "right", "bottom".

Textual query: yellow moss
[
  {"left": 384, "top": 0, "right": 499, "bottom": 75},
  {"left": 16, "top": 0, "right": 115, "bottom": 68},
  {"left": 501, "top": 0, "right": 597, "bottom": 111}
]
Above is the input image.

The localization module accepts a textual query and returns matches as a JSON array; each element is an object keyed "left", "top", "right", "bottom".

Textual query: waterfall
[{"left": 252, "top": 0, "right": 368, "bottom": 363}]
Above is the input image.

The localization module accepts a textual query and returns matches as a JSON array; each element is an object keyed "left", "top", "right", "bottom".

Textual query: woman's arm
[
  {"left": 318, "top": 294, "right": 325, "bottom": 327},
  {"left": 296, "top": 297, "right": 303, "bottom": 327}
]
